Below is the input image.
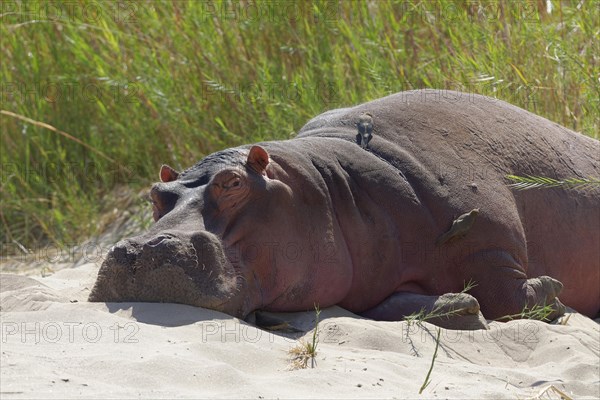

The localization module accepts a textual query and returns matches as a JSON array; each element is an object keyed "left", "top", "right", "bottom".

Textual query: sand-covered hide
[{"left": 1, "top": 262, "right": 598, "bottom": 399}]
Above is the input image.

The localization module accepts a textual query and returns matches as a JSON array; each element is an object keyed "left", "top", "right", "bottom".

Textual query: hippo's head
[{"left": 89, "top": 145, "right": 323, "bottom": 318}]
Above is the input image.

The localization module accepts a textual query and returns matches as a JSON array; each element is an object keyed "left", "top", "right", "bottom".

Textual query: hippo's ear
[
  {"left": 247, "top": 146, "right": 269, "bottom": 175},
  {"left": 159, "top": 164, "right": 180, "bottom": 182}
]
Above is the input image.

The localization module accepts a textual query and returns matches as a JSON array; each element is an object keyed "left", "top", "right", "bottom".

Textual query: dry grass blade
[
  {"left": 528, "top": 385, "right": 573, "bottom": 400},
  {"left": 1, "top": 110, "right": 119, "bottom": 165},
  {"left": 287, "top": 341, "right": 317, "bottom": 370}
]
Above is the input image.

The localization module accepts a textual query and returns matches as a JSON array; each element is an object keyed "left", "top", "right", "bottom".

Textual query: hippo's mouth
[{"left": 88, "top": 230, "right": 246, "bottom": 317}]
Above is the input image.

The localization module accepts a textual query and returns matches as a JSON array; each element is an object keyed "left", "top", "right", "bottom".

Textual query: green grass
[
  {"left": 1, "top": 1, "right": 598, "bottom": 249},
  {"left": 419, "top": 327, "right": 441, "bottom": 395},
  {"left": 496, "top": 303, "right": 558, "bottom": 322},
  {"left": 506, "top": 174, "right": 600, "bottom": 190},
  {"left": 288, "top": 304, "right": 321, "bottom": 369}
]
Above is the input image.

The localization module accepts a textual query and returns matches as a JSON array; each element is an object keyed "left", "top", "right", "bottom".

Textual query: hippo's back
[{"left": 301, "top": 90, "right": 598, "bottom": 178}]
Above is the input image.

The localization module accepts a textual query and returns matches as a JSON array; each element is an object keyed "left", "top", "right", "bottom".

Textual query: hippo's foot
[
  {"left": 457, "top": 250, "right": 568, "bottom": 322},
  {"left": 360, "top": 292, "right": 489, "bottom": 330},
  {"left": 495, "top": 275, "right": 566, "bottom": 322},
  {"left": 427, "top": 293, "right": 489, "bottom": 330}
]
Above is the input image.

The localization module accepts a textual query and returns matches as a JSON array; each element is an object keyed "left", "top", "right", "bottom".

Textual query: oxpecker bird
[
  {"left": 356, "top": 112, "right": 373, "bottom": 149},
  {"left": 436, "top": 209, "right": 480, "bottom": 246}
]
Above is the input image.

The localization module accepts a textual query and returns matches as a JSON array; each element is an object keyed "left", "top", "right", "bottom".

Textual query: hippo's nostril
[{"left": 146, "top": 235, "right": 171, "bottom": 247}]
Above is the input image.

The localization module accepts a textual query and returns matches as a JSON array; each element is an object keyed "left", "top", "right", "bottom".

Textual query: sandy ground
[{"left": 1, "top": 262, "right": 598, "bottom": 399}]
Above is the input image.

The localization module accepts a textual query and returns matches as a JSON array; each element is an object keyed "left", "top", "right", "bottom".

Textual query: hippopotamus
[{"left": 89, "top": 90, "right": 600, "bottom": 329}]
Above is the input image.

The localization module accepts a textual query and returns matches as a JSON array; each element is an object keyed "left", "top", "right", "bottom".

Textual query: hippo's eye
[{"left": 223, "top": 176, "right": 241, "bottom": 189}]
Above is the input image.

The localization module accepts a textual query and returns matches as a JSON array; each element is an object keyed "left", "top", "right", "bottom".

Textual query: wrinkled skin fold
[{"left": 89, "top": 90, "right": 600, "bottom": 329}]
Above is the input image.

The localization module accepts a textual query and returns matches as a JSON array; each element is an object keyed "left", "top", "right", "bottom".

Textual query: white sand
[{"left": 1, "top": 262, "right": 598, "bottom": 399}]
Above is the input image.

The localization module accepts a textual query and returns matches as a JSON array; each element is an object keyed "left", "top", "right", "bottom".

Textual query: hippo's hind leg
[
  {"left": 360, "top": 292, "right": 489, "bottom": 330},
  {"left": 463, "top": 250, "right": 566, "bottom": 321}
]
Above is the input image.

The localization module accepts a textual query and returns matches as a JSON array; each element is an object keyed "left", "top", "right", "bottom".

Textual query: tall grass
[{"left": 1, "top": 0, "right": 598, "bottom": 250}]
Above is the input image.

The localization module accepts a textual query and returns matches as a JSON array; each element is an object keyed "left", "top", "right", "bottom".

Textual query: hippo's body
[{"left": 90, "top": 90, "right": 600, "bottom": 328}]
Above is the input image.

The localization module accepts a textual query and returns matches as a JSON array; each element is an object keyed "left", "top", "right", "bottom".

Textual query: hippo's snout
[
  {"left": 109, "top": 240, "right": 139, "bottom": 269},
  {"left": 89, "top": 230, "right": 243, "bottom": 316}
]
